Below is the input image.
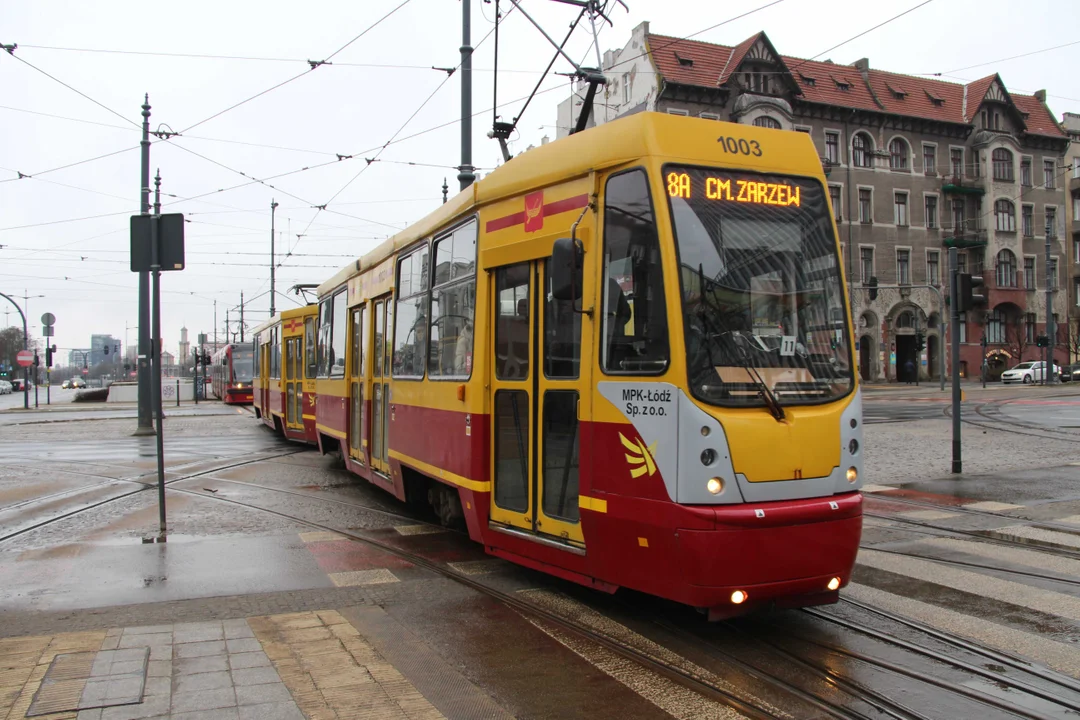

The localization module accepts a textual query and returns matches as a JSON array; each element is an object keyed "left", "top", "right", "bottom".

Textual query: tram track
[{"left": 0, "top": 448, "right": 305, "bottom": 544}]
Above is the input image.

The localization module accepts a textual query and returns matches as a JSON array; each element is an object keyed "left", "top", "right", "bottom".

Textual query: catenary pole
[
  {"left": 135, "top": 95, "right": 154, "bottom": 435},
  {"left": 151, "top": 170, "right": 167, "bottom": 540},
  {"left": 949, "top": 247, "right": 961, "bottom": 473},
  {"left": 240, "top": 291, "right": 245, "bottom": 342},
  {"left": 270, "top": 199, "right": 277, "bottom": 317},
  {"left": 1046, "top": 235, "right": 1056, "bottom": 384},
  {"left": 458, "top": 0, "right": 476, "bottom": 190}
]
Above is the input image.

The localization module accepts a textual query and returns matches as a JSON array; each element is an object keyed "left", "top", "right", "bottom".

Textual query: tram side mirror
[{"left": 551, "top": 237, "right": 581, "bottom": 302}]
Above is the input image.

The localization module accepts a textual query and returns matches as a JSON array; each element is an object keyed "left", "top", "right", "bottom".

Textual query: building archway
[
  {"left": 857, "top": 311, "right": 879, "bottom": 381},
  {"left": 927, "top": 334, "right": 939, "bottom": 379}
]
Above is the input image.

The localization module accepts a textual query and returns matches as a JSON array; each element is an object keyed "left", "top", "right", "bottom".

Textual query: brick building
[
  {"left": 1064, "top": 113, "right": 1080, "bottom": 363},
  {"left": 556, "top": 23, "right": 1072, "bottom": 381}
]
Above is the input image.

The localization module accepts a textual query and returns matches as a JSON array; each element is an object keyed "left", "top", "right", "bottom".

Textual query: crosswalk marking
[
  {"left": 328, "top": 569, "right": 400, "bottom": 587},
  {"left": 963, "top": 500, "right": 1024, "bottom": 512},
  {"left": 989, "top": 525, "right": 1080, "bottom": 551},
  {"left": 393, "top": 524, "right": 447, "bottom": 536},
  {"left": 899, "top": 509, "right": 960, "bottom": 521},
  {"left": 299, "top": 531, "right": 346, "bottom": 543},
  {"left": 919, "top": 536, "right": 1080, "bottom": 577},
  {"left": 860, "top": 484, "right": 894, "bottom": 494}
]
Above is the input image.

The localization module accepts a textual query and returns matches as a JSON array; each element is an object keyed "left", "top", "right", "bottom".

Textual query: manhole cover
[{"left": 27, "top": 647, "right": 149, "bottom": 717}]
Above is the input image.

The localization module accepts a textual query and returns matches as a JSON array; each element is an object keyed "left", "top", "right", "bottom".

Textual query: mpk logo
[
  {"left": 524, "top": 191, "right": 544, "bottom": 232},
  {"left": 620, "top": 432, "right": 658, "bottom": 479}
]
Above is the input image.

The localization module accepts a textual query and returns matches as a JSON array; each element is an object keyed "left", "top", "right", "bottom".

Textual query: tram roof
[
  {"left": 317, "top": 111, "right": 823, "bottom": 297},
  {"left": 250, "top": 303, "right": 317, "bottom": 337}
]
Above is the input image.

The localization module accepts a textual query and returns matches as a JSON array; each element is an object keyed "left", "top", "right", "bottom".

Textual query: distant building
[
  {"left": 90, "top": 334, "right": 121, "bottom": 368},
  {"left": 1063, "top": 113, "right": 1080, "bottom": 362},
  {"left": 556, "top": 23, "right": 1072, "bottom": 381},
  {"left": 67, "top": 348, "right": 91, "bottom": 368},
  {"left": 178, "top": 326, "right": 190, "bottom": 376}
]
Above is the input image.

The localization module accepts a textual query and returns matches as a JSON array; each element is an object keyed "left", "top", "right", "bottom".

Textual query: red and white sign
[
  {"left": 82, "top": 368, "right": 90, "bottom": 375},
  {"left": 15, "top": 350, "right": 33, "bottom": 367}
]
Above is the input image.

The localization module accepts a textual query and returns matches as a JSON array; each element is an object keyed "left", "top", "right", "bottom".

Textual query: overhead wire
[{"left": 0, "top": 145, "right": 139, "bottom": 184}]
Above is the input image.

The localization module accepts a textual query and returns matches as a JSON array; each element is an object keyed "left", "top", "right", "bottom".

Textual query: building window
[
  {"left": 699, "top": 112, "right": 720, "bottom": 120},
  {"left": 1025, "top": 313, "right": 1037, "bottom": 343},
  {"left": 859, "top": 188, "right": 872, "bottom": 223},
  {"left": 992, "top": 148, "right": 1014, "bottom": 182},
  {"left": 925, "top": 195, "right": 938, "bottom": 229},
  {"left": 971, "top": 150, "right": 981, "bottom": 177},
  {"left": 986, "top": 308, "right": 1006, "bottom": 344},
  {"left": 1075, "top": 278, "right": 1080, "bottom": 307},
  {"left": 894, "top": 192, "right": 909, "bottom": 226},
  {"left": 951, "top": 199, "right": 965, "bottom": 233},
  {"left": 825, "top": 131, "right": 840, "bottom": 164},
  {"left": 996, "top": 249, "right": 1017, "bottom": 288},
  {"left": 1024, "top": 256, "right": 1035, "bottom": 289},
  {"left": 1074, "top": 238, "right": 1080, "bottom": 265},
  {"left": 1021, "top": 157, "right": 1032, "bottom": 186},
  {"left": 950, "top": 148, "right": 963, "bottom": 178},
  {"left": 622, "top": 73, "right": 630, "bottom": 104},
  {"left": 829, "top": 185, "right": 842, "bottom": 219},
  {"left": 923, "top": 144, "right": 936, "bottom": 174},
  {"left": 753, "top": 115, "right": 781, "bottom": 129},
  {"left": 1022, "top": 205, "right": 1034, "bottom": 237},
  {"left": 1075, "top": 198, "right": 1080, "bottom": 223},
  {"left": 1045, "top": 159, "right": 1056, "bottom": 188},
  {"left": 927, "top": 250, "right": 940, "bottom": 286},
  {"left": 994, "top": 199, "right": 1016, "bottom": 232},
  {"left": 853, "top": 133, "right": 874, "bottom": 168},
  {"left": 1049, "top": 257, "right": 1058, "bottom": 288},
  {"left": 1074, "top": 156, "right": 1080, "bottom": 179},
  {"left": 861, "top": 247, "right": 874, "bottom": 283},
  {"left": 957, "top": 252, "right": 967, "bottom": 275},
  {"left": 1047, "top": 207, "right": 1058, "bottom": 238},
  {"left": 889, "top": 138, "right": 909, "bottom": 170},
  {"left": 897, "top": 249, "right": 911, "bottom": 285},
  {"left": 666, "top": 108, "right": 689, "bottom": 116}
]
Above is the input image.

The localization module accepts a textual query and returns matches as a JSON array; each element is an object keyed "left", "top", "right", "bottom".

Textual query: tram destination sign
[
  {"left": 666, "top": 171, "right": 802, "bottom": 207},
  {"left": 130, "top": 213, "right": 186, "bottom": 272}
]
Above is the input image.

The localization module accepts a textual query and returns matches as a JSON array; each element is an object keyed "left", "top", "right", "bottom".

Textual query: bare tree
[{"left": 1005, "top": 312, "right": 1030, "bottom": 367}]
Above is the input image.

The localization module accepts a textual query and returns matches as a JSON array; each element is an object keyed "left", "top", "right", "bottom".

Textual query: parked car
[
  {"left": 11, "top": 378, "right": 25, "bottom": 392},
  {"left": 1060, "top": 364, "right": 1080, "bottom": 383},
  {"left": 1001, "top": 361, "right": 1062, "bottom": 384},
  {"left": 0, "top": 380, "right": 11, "bottom": 395}
]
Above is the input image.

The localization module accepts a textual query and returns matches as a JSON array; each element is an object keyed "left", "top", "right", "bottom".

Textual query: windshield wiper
[{"left": 739, "top": 353, "right": 786, "bottom": 422}]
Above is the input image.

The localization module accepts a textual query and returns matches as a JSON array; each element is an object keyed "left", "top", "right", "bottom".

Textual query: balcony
[
  {"left": 1070, "top": 175, "right": 1080, "bottom": 195},
  {"left": 941, "top": 175, "right": 986, "bottom": 196},
  {"left": 942, "top": 226, "right": 988, "bottom": 249}
]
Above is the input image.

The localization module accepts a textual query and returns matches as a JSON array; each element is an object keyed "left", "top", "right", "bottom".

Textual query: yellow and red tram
[
  {"left": 210, "top": 342, "right": 255, "bottom": 405},
  {"left": 252, "top": 304, "right": 319, "bottom": 444},
  {"left": 261, "top": 112, "right": 864, "bottom": 618}
]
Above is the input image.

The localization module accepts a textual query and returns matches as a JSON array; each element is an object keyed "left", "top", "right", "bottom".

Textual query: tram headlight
[
  {"left": 730, "top": 590, "right": 748, "bottom": 604},
  {"left": 846, "top": 467, "right": 858, "bottom": 483},
  {"left": 707, "top": 478, "right": 723, "bottom": 495},
  {"left": 827, "top": 577, "right": 841, "bottom": 591}
]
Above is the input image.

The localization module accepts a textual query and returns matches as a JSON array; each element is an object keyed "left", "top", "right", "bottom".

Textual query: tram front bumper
[{"left": 677, "top": 491, "right": 863, "bottom": 617}]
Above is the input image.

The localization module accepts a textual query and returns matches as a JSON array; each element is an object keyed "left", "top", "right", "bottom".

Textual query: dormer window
[
  {"left": 799, "top": 72, "right": 816, "bottom": 86},
  {"left": 674, "top": 52, "right": 693, "bottom": 68},
  {"left": 925, "top": 89, "right": 944, "bottom": 106},
  {"left": 742, "top": 69, "right": 772, "bottom": 95},
  {"left": 831, "top": 75, "right": 851, "bottom": 91},
  {"left": 886, "top": 82, "right": 907, "bottom": 100}
]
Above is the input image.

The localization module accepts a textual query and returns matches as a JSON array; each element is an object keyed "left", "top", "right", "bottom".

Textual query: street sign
[
  {"left": 16, "top": 350, "right": 33, "bottom": 367},
  {"left": 82, "top": 368, "right": 89, "bottom": 375},
  {"left": 130, "top": 213, "right": 186, "bottom": 272},
  {"left": 42, "top": 325, "right": 54, "bottom": 337},
  {"left": 40, "top": 312, "right": 55, "bottom": 325},
  {"left": 197, "top": 333, "right": 207, "bottom": 345}
]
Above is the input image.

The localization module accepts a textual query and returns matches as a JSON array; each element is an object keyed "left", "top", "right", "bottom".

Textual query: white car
[
  {"left": 1001, "top": 361, "right": 1062, "bottom": 384},
  {"left": 0, "top": 380, "right": 10, "bottom": 395}
]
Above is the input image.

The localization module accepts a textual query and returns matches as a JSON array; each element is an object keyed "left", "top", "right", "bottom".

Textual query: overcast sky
[{"left": 2, "top": 0, "right": 1078, "bottom": 363}]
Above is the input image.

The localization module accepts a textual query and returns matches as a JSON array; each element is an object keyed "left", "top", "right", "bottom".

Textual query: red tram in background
[{"left": 210, "top": 343, "right": 255, "bottom": 404}]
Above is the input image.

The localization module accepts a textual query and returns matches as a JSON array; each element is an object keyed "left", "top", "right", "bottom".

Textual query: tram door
[
  {"left": 348, "top": 307, "right": 366, "bottom": 464},
  {"left": 284, "top": 337, "right": 303, "bottom": 431},
  {"left": 489, "top": 260, "right": 586, "bottom": 546},
  {"left": 368, "top": 297, "right": 392, "bottom": 475}
]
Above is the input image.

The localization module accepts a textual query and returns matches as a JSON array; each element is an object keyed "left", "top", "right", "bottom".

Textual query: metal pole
[
  {"left": 270, "top": 200, "right": 277, "bottom": 317},
  {"left": 151, "top": 207, "right": 167, "bottom": 540},
  {"left": 0, "top": 292, "right": 29, "bottom": 410},
  {"left": 240, "top": 291, "right": 245, "bottom": 342},
  {"left": 949, "top": 247, "right": 961, "bottom": 474},
  {"left": 458, "top": 0, "right": 476, "bottom": 190},
  {"left": 1046, "top": 236, "right": 1055, "bottom": 384},
  {"left": 135, "top": 95, "right": 154, "bottom": 436},
  {"left": 33, "top": 355, "right": 38, "bottom": 408},
  {"left": 214, "top": 300, "right": 217, "bottom": 351},
  {"left": 176, "top": 378, "right": 180, "bottom": 408},
  {"left": 193, "top": 347, "right": 198, "bottom": 405}
]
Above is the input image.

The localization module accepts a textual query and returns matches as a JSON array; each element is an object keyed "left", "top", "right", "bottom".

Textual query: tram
[
  {"left": 257, "top": 112, "right": 863, "bottom": 618},
  {"left": 251, "top": 304, "right": 319, "bottom": 443},
  {"left": 210, "top": 342, "right": 255, "bottom": 404}
]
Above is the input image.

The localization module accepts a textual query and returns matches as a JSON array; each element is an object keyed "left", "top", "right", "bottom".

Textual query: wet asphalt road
[{"left": 5, "top": 402, "right": 1080, "bottom": 717}]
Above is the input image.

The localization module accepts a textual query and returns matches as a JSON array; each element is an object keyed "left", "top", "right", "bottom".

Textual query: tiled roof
[
  {"left": 643, "top": 32, "right": 1066, "bottom": 138},
  {"left": 647, "top": 34, "right": 732, "bottom": 88}
]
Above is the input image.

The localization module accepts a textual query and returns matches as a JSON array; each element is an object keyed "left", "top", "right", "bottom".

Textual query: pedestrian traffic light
[
  {"left": 915, "top": 332, "right": 926, "bottom": 351},
  {"left": 868, "top": 276, "right": 878, "bottom": 302},
  {"left": 957, "top": 274, "right": 986, "bottom": 312},
  {"left": 1037, "top": 335, "right": 1049, "bottom": 348}
]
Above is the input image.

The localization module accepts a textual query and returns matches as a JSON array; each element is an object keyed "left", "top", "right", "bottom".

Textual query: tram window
[
  {"left": 329, "top": 289, "right": 348, "bottom": 378},
  {"left": 271, "top": 328, "right": 280, "bottom": 378},
  {"left": 542, "top": 390, "right": 580, "bottom": 522},
  {"left": 304, "top": 317, "right": 316, "bottom": 379},
  {"left": 429, "top": 219, "right": 477, "bottom": 378},
  {"left": 495, "top": 263, "right": 530, "bottom": 380},
  {"left": 393, "top": 245, "right": 430, "bottom": 378},
  {"left": 601, "top": 169, "right": 669, "bottom": 374},
  {"left": 545, "top": 258, "right": 580, "bottom": 378},
  {"left": 317, "top": 298, "right": 332, "bottom": 377},
  {"left": 253, "top": 335, "right": 260, "bottom": 379},
  {"left": 493, "top": 390, "right": 529, "bottom": 513}
]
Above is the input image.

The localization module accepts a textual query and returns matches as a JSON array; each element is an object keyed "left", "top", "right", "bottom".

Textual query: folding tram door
[
  {"left": 284, "top": 335, "right": 303, "bottom": 432},
  {"left": 367, "top": 296, "right": 392, "bottom": 476},
  {"left": 489, "top": 259, "right": 586, "bottom": 547},
  {"left": 348, "top": 305, "right": 367, "bottom": 465}
]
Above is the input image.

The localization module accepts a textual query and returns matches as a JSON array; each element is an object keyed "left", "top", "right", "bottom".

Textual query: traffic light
[
  {"left": 103, "top": 344, "right": 109, "bottom": 355},
  {"left": 956, "top": 274, "right": 986, "bottom": 312},
  {"left": 915, "top": 332, "right": 926, "bottom": 351},
  {"left": 1037, "top": 335, "right": 1049, "bottom": 348},
  {"left": 868, "top": 276, "right": 878, "bottom": 301},
  {"left": 114, "top": 344, "right": 119, "bottom": 354},
  {"left": 45, "top": 344, "right": 56, "bottom": 367}
]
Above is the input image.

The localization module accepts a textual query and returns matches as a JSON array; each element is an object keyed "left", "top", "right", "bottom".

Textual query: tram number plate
[{"left": 779, "top": 336, "right": 797, "bottom": 356}]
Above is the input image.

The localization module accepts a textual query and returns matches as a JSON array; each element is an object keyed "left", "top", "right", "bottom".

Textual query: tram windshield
[
  {"left": 665, "top": 165, "right": 853, "bottom": 407},
  {"left": 232, "top": 349, "right": 254, "bottom": 383}
]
